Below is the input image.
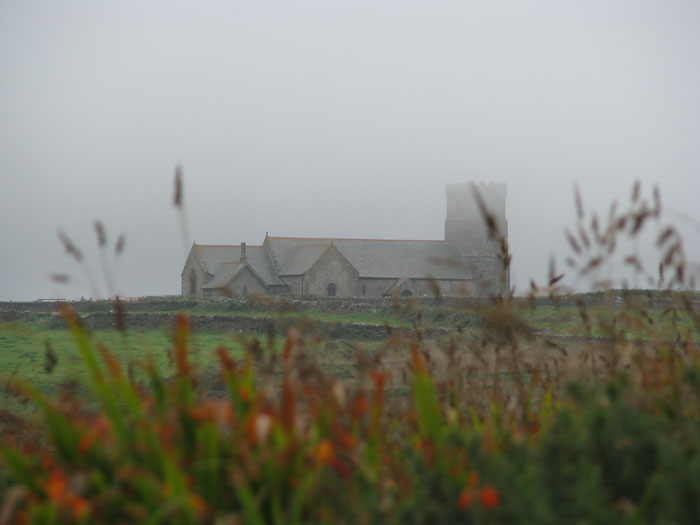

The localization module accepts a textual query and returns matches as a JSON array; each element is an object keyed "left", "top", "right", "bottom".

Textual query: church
[{"left": 181, "top": 182, "right": 509, "bottom": 298}]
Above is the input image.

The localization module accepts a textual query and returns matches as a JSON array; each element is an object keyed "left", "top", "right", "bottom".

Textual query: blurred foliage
[{"left": 1, "top": 294, "right": 699, "bottom": 523}]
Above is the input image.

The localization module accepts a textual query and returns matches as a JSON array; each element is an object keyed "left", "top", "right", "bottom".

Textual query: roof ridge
[
  {"left": 268, "top": 236, "right": 453, "bottom": 243},
  {"left": 196, "top": 244, "right": 263, "bottom": 248}
]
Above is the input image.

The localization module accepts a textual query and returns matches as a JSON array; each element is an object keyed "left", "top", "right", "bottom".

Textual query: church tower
[{"left": 445, "top": 182, "right": 509, "bottom": 295}]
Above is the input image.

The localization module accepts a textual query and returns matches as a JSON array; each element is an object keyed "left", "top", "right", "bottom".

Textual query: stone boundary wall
[
  {"left": 2, "top": 291, "right": 698, "bottom": 331},
  {"left": 47, "top": 312, "right": 452, "bottom": 341},
  {"left": 2, "top": 291, "right": 698, "bottom": 314}
]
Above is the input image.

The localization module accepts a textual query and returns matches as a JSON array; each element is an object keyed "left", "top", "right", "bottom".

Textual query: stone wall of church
[
  {"left": 304, "top": 248, "right": 360, "bottom": 297},
  {"left": 462, "top": 256, "right": 507, "bottom": 295},
  {"left": 409, "top": 279, "right": 474, "bottom": 297},
  {"left": 359, "top": 278, "right": 397, "bottom": 297},
  {"left": 281, "top": 275, "right": 303, "bottom": 295},
  {"left": 357, "top": 278, "right": 475, "bottom": 297},
  {"left": 204, "top": 267, "right": 267, "bottom": 298},
  {"left": 181, "top": 252, "right": 207, "bottom": 296}
]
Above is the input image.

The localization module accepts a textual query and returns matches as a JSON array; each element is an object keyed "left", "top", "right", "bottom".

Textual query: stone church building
[{"left": 181, "top": 182, "right": 508, "bottom": 298}]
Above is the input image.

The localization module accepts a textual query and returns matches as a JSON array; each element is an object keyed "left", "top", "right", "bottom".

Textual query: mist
[{"left": 1, "top": 1, "right": 699, "bottom": 300}]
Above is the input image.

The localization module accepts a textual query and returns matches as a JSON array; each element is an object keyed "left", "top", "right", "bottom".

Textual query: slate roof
[
  {"left": 202, "top": 262, "right": 244, "bottom": 289},
  {"left": 190, "top": 235, "right": 472, "bottom": 292},
  {"left": 265, "top": 237, "right": 471, "bottom": 280},
  {"left": 192, "top": 244, "right": 285, "bottom": 286},
  {"left": 279, "top": 245, "right": 332, "bottom": 276}
]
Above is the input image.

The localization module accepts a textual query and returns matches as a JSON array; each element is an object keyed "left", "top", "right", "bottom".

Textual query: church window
[
  {"left": 327, "top": 283, "right": 337, "bottom": 297},
  {"left": 362, "top": 284, "right": 366, "bottom": 296},
  {"left": 190, "top": 269, "right": 197, "bottom": 295},
  {"left": 401, "top": 289, "right": 413, "bottom": 297}
]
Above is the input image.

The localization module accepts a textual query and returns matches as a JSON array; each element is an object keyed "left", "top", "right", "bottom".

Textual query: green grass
[
  {"left": 2, "top": 294, "right": 697, "bottom": 420},
  {"left": 517, "top": 303, "right": 698, "bottom": 339},
  {"left": 0, "top": 317, "right": 375, "bottom": 417},
  {"left": 0, "top": 320, "right": 253, "bottom": 411}
]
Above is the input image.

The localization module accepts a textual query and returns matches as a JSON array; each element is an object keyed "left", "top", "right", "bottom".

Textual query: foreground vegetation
[
  {"left": 1, "top": 181, "right": 699, "bottom": 522},
  {"left": 0, "top": 286, "right": 698, "bottom": 523}
]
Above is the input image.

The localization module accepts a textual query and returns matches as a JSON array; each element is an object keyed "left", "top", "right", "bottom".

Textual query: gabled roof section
[
  {"left": 193, "top": 244, "right": 284, "bottom": 286},
  {"left": 266, "top": 237, "right": 470, "bottom": 280},
  {"left": 279, "top": 245, "right": 332, "bottom": 276},
  {"left": 202, "top": 262, "right": 244, "bottom": 289},
  {"left": 193, "top": 245, "right": 240, "bottom": 275}
]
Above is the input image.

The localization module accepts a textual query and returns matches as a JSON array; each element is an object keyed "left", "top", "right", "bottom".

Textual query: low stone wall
[
  {"left": 4, "top": 291, "right": 698, "bottom": 317},
  {"left": 48, "top": 312, "right": 451, "bottom": 341},
  {"left": 0, "top": 311, "right": 23, "bottom": 322}
]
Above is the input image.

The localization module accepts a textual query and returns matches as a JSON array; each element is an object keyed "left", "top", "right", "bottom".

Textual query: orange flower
[
  {"left": 479, "top": 486, "right": 500, "bottom": 509},
  {"left": 78, "top": 433, "right": 94, "bottom": 454},
  {"left": 189, "top": 493, "right": 208, "bottom": 514},
  {"left": 332, "top": 421, "right": 357, "bottom": 449},
  {"left": 315, "top": 439, "right": 335, "bottom": 465},
  {"left": 351, "top": 393, "right": 369, "bottom": 417},
  {"left": 46, "top": 469, "right": 68, "bottom": 502},
  {"left": 458, "top": 488, "right": 474, "bottom": 510},
  {"left": 191, "top": 399, "right": 235, "bottom": 427},
  {"left": 70, "top": 496, "right": 90, "bottom": 519}
]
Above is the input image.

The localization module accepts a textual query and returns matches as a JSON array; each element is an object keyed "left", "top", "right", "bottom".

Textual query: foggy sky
[{"left": 1, "top": 1, "right": 699, "bottom": 300}]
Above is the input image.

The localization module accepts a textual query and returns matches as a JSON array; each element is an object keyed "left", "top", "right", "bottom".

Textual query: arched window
[
  {"left": 327, "top": 283, "right": 337, "bottom": 297},
  {"left": 401, "top": 289, "right": 413, "bottom": 297},
  {"left": 190, "top": 269, "right": 197, "bottom": 295},
  {"left": 243, "top": 286, "right": 248, "bottom": 296}
]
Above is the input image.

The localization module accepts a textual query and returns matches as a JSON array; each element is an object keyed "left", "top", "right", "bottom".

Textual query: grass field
[
  {"left": 0, "top": 321, "right": 243, "bottom": 394},
  {"left": 2, "top": 291, "right": 697, "bottom": 413}
]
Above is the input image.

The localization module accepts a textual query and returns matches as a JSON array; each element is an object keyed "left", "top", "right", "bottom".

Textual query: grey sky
[{"left": 1, "top": 1, "right": 699, "bottom": 300}]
